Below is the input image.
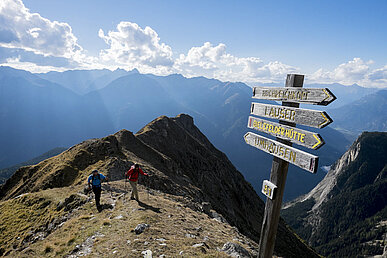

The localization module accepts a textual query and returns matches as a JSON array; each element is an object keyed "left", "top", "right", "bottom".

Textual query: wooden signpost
[
  {"left": 250, "top": 102, "right": 333, "bottom": 128},
  {"left": 244, "top": 132, "right": 319, "bottom": 173},
  {"left": 244, "top": 74, "right": 336, "bottom": 258},
  {"left": 253, "top": 86, "right": 336, "bottom": 105},
  {"left": 262, "top": 180, "right": 277, "bottom": 200},
  {"left": 247, "top": 116, "right": 324, "bottom": 150}
]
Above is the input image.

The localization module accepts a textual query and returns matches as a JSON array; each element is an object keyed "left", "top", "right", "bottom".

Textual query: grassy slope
[{"left": 0, "top": 181, "right": 259, "bottom": 257}]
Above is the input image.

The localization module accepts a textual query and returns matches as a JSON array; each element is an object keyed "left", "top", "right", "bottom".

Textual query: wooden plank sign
[
  {"left": 251, "top": 102, "right": 333, "bottom": 129},
  {"left": 262, "top": 180, "right": 277, "bottom": 200},
  {"left": 253, "top": 87, "right": 336, "bottom": 106},
  {"left": 247, "top": 116, "right": 325, "bottom": 150},
  {"left": 244, "top": 132, "right": 319, "bottom": 173}
]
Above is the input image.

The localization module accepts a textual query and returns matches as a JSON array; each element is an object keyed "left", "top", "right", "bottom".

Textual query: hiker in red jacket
[{"left": 125, "top": 164, "right": 148, "bottom": 201}]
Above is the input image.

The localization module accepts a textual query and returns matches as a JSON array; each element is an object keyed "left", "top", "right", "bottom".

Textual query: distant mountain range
[
  {"left": 282, "top": 132, "right": 387, "bottom": 257},
  {"left": 0, "top": 66, "right": 114, "bottom": 167},
  {"left": 36, "top": 68, "right": 137, "bottom": 95},
  {"left": 330, "top": 89, "right": 387, "bottom": 136},
  {"left": 306, "top": 82, "right": 378, "bottom": 110},
  {"left": 0, "top": 66, "right": 384, "bottom": 200}
]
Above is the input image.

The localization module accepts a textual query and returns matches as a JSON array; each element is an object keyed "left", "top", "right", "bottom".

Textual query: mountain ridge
[
  {"left": 330, "top": 89, "right": 387, "bottom": 135},
  {"left": 36, "top": 68, "right": 139, "bottom": 95},
  {"left": 0, "top": 114, "right": 318, "bottom": 257}
]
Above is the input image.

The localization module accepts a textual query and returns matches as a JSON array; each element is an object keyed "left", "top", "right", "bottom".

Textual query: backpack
[
  {"left": 129, "top": 168, "right": 139, "bottom": 180},
  {"left": 91, "top": 174, "right": 101, "bottom": 185}
]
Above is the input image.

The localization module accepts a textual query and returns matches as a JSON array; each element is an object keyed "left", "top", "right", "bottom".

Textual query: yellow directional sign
[
  {"left": 253, "top": 87, "right": 336, "bottom": 106},
  {"left": 251, "top": 102, "right": 333, "bottom": 129},
  {"left": 247, "top": 116, "right": 325, "bottom": 150},
  {"left": 312, "top": 134, "right": 322, "bottom": 149},
  {"left": 244, "top": 132, "right": 319, "bottom": 173}
]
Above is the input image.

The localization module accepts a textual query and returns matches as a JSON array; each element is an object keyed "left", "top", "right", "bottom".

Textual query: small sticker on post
[{"left": 262, "top": 180, "right": 277, "bottom": 200}]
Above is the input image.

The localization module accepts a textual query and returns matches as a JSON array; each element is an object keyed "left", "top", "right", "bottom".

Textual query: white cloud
[
  {"left": 367, "top": 65, "right": 387, "bottom": 85},
  {"left": 0, "top": 0, "right": 386, "bottom": 88},
  {"left": 310, "top": 58, "right": 370, "bottom": 84},
  {"left": 333, "top": 58, "right": 371, "bottom": 82},
  {"left": 0, "top": 0, "right": 83, "bottom": 60},
  {"left": 98, "top": 21, "right": 173, "bottom": 72},
  {"left": 309, "top": 58, "right": 386, "bottom": 87},
  {"left": 174, "top": 42, "right": 299, "bottom": 84},
  {"left": 0, "top": 56, "right": 68, "bottom": 73}
]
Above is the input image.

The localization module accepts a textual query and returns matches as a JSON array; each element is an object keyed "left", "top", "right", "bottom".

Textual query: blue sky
[{"left": 1, "top": 0, "right": 386, "bottom": 87}]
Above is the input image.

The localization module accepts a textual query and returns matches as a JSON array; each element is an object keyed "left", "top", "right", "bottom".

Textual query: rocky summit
[{"left": 0, "top": 114, "right": 317, "bottom": 257}]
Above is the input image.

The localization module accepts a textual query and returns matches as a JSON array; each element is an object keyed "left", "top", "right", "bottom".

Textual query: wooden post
[{"left": 258, "top": 74, "right": 304, "bottom": 258}]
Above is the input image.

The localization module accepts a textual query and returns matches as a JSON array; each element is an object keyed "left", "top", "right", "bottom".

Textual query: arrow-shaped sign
[
  {"left": 251, "top": 102, "right": 333, "bottom": 129},
  {"left": 252, "top": 87, "right": 336, "bottom": 106},
  {"left": 247, "top": 116, "right": 325, "bottom": 150},
  {"left": 244, "top": 132, "right": 319, "bottom": 173}
]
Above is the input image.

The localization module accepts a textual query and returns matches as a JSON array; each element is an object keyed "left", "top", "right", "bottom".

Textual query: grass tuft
[{"left": 44, "top": 245, "right": 53, "bottom": 253}]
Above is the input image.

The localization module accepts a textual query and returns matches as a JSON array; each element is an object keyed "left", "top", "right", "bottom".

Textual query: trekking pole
[
  {"left": 124, "top": 177, "right": 127, "bottom": 193},
  {"left": 123, "top": 177, "right": 127, "bottom": 203},
  {"left": 106, "top": 179, "right": 113, "bottom": 198},
  {"left": 146, "top": 174, "right": 150, "bottom": 201}
]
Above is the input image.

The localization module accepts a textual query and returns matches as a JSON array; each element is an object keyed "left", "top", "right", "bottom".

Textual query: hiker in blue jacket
[{"left": 88, "top": 169, "right": 108, "bottom": 210}]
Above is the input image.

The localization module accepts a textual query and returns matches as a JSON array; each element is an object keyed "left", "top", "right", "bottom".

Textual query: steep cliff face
[
  {"left": 283, "top": 135, "right": 362, "bottom": 212},
  {"left": 0, "top": 114, "right": 317, "bottom": 257},
  {"left": 282, "top": 132, "right": 387, "bottom": 257}
]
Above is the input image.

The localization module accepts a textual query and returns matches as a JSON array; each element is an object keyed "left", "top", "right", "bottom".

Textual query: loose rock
[
  {"left": 201, "top": 202, "right": 211, "bottom": 214},
  {"left": 220, "top": 242, "right": 251, "bottom": 258},
  {"left": 134, "top": 224, "right": 149, "bottom": 234},
  {"left": 141, "top": 249, "right": 152, "bottom": 258},
  {"left": 185, "top": 233, "right": 196, "bottom": 238}
]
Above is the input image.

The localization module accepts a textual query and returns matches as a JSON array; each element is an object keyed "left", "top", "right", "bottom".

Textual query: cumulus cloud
[
  {"left": 98, "top": 22, "right": 173, "bottom": 72},
  {"left": 332, "top": 58, "right": 371, "bottom": 83},
  {"left": 0, "top": 0, "right": 83, "bottom": 59},
  {"left": 0, "top": 56, "right": 68, "bottom": 73},
  {"left": 174, "top": 42, "right": 299, "bottom": 84},
  {"left": 367, "top": 65, "right": 387, "bottom": 85},
  {"left": 0, "top": 0, "right": 386, "bottom": 88},
  {"left": 310, "top": 58, "right": 370, "bottom": 83},
  {"left": 309, "top": 58, "right": 387, "bottom": 87},
  {"left": 0, "top": 47, "right": 75, "bottom": 67}
]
